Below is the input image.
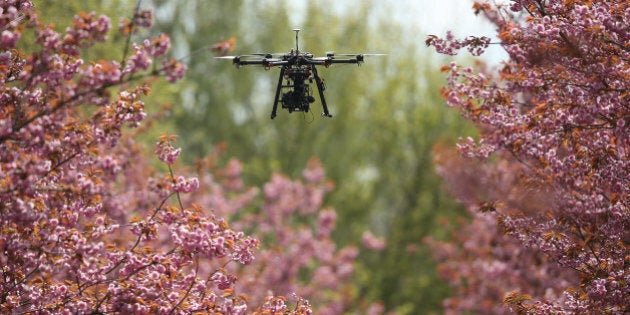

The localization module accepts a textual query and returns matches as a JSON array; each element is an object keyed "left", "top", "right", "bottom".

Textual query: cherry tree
[
  {"left": 0, "top": 1, "right": 373, "bottom": 313},
  {"left": 426, "top": 0, "right": 629, "bottom": 313}
]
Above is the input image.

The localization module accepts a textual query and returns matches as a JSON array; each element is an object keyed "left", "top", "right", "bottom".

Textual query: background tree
[{"left": 427, "top": 0, "right": 629, "bottom": 313}]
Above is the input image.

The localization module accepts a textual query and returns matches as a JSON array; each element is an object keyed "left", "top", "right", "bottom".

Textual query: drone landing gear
[
  {"left": 311, "top": 65, "right": 332, "bottom": 118},
  {"left": 270, "top": 66, "right": 333, "bottom": 119},
  {"left": 271, "top": 68, "right": 285, "bottom": 119}
]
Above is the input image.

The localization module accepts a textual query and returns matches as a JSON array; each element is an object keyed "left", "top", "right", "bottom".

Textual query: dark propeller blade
[
  {"left": 332, "top": 53, "right": 387, "bottom": 57},
  {"left": 247, "top": 53, "right": 286, "bottom": 57},
  {"left": 214, "top": 54, "right": 285, "bottom": 60}
]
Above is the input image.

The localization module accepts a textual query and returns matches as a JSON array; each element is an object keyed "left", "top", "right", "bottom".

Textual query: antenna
[{"left": 293, "top": 28, "right": 300, "bottom": 52}]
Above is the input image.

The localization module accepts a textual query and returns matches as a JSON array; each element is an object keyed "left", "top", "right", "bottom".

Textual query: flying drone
[{"left": 216, "top": 29, "right": 383, "bottom": 119}]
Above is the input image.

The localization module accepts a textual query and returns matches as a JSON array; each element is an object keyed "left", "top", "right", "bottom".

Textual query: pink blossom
[
  {"left": 1, "top": 29, "right": 19, "bottom": 48},
  {"left": 317, "top": 208, "right": 337, "bottom": 237},
  {"left": 302, "top": 157, "right": 326, "bottom": 183},
  {"left": 171, "top": 175, "right": 199, "bottom": 193},
  {"left": 133, "top": 10, "right": 153, "bottom": 28},
  {"left": 161, "top": 57, "right": 187, "bottom": 83},
  {"left": 155, "top": 135, "right": 181, "bottom": 165},
  {"left": 211, "top": 271, "right": 236, "bottom": 290},
  {"left": 123, "top": 43, "right": 152, "bottom": 74},
  {"left": 144, "top": 34, "right": 170, "bottom": 57},
  {"left": 361, "top": 230, "right": 386, "bottom": 251},
  {"left": 260, "top": 296, "right": 288, "bottom": 313}
]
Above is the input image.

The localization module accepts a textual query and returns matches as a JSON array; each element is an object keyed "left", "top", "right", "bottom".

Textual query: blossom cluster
[
  {"left": 155, "top": 134, "right": 182, "bottom": 165},
  {"left": 426, "top": 32, "right": 491, "bottom": 56},
  {"left": 428, "top": 0, "right": 629, "bottom": 313},
  {"left": 255, "top": 295, "right": 313, "bottom": 315},
  {"left": 180, "top": 155, "right": 380, "bottom": 314}
]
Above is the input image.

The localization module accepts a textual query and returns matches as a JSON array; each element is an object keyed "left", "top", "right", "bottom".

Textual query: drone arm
[
  {"left": 307, "top": 55, "right": 364, "bottom": 66},
  {"left": 329, "top": 58, "right": 361, "bottom": 64},
  {"left": 236, "top": 59, "right": 289, "bottom": 67},
  {"left": 237, "top": 60, "right": 263, "bottom": 65}
]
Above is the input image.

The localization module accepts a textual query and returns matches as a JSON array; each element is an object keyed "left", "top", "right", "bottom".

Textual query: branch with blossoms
[
  {"left": 427, "top": 1, "right": 629, "bottom": 313},
  {"left": 425, "top": 32, "right": 492, "bottom": 56},
  {"left": 0, "top": 3, "right": 186, "bottom": 146}
]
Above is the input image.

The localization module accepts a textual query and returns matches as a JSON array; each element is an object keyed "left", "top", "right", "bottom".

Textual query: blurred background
[{"left": 38, "top": 0, "right": 501, "bottom": 313}]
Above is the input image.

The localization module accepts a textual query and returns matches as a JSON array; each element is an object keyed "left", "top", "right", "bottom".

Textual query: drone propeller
[
  {"left": 247, "top": 53, "right": 286, "bottom": 57},
  {"left": 214, "top": 55, "right": 285, "bottom": 63},
  {"left": 328, "top": 53, "right": 387, "bottom": 57},
  {"left": 214, "top": 53, "right": 286, "bottom": 59}
]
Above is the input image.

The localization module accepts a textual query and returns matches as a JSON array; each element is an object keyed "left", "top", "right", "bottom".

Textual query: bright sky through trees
[{"left": 286, "top": 0, "right": 506, "bottom": 62}]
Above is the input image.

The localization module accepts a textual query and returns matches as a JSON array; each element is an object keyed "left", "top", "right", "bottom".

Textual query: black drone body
[{"left": 216, "top": 29, "right": 382, "bottom": 119}]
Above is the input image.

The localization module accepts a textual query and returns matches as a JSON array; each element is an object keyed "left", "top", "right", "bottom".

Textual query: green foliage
[{"left": 347, "top": 55, "right": 473, "bottom": 313}]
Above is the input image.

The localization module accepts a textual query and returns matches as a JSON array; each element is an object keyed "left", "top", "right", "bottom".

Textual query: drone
[{"left": 216, "top": 29, "right": 383, "bottom": 119}]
